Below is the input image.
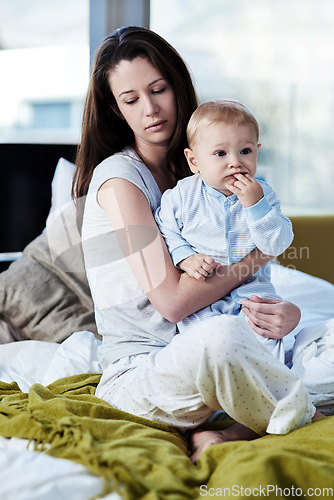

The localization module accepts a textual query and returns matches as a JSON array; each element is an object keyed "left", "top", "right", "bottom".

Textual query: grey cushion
[{"left": 0, "top": 202, "right": 97, "bottom": 342}]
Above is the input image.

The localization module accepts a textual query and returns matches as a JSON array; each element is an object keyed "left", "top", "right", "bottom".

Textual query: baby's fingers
[
  {"left": 233, "top": 173, "right": 250, "bottom": 185},
  {"left": 202, "top": 256, "right": 219, "bottom": 274},
  {"left": 193, "top": 270, "right": 207, "bottom": 281},
  {"left": 203, "top": 255, "right": 218, "bottom": 267}
]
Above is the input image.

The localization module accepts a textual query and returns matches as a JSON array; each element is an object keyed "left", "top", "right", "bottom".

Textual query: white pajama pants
[{"left": 95, "top": 315, "right": 315, "bottom": 435}]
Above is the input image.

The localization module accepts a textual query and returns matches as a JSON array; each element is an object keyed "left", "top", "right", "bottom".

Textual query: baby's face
[{"left": 189, "top": 121, "right": 260, "bottom": 196}]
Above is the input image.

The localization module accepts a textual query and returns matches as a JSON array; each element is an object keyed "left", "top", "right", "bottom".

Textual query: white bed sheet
[
  {"left": 0, "top": 330, "right": 102, "bottom": 392},
  {"left": 0, "top": 265, "right": 334, "bottom": 499},
  {"left": 271, "top": 263, "right": 334, "bottom": 350},
  {"left": 0, "top": 331, "right": 122, "bottom": 500},
  {"left": 0, "top": 437, "right": 119, "bottom": 500}
]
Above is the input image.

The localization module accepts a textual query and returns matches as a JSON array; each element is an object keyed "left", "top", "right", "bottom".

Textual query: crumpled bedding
[
  {"left": 0, "top": 331, "right": 119, "bottom": 500},
  {"left": 0, "top": 436, "right": 117, "bottom": 500},
  {"left": 292, "top": 318, "right": 334, "bottom": 407},
  {"left": 0, "top": 372, "right": 334, "bottom": 500},
  {"left": 0, "top": 331, "right": 334, "bottom": 500}
]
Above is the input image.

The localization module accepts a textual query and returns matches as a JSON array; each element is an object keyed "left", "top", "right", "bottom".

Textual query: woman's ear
[
  {"left": 184, "top": 148, "right": 199, "bottom": 173},
  {"left": 111, "top": 104, "right": 124, "bottom": 120}
]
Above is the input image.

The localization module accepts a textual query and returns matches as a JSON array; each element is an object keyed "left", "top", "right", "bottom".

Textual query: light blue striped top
[{"left": 155, "top": 174, "right": 293, "bottom": 314}]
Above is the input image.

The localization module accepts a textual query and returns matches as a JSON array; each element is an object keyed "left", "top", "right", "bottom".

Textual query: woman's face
[{"left": 108, "top": 56, "right": 177, "bottom": 152}]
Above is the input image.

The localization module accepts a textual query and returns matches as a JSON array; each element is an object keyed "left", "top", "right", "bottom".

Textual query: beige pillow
[
  {"left": 0, "top": 317, "right": 27, "bottom": 343},
  {"left": 0, "top": 201, "right": 97, "bottom": 342}
]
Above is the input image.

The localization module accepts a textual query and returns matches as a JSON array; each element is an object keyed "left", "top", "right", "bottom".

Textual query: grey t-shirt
[{"left": 82, "top": 147, "right": 177, "bottom": 368}]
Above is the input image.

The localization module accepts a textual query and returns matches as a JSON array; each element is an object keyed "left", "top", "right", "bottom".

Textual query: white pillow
[
  {"left": 47, "top": 157, "right": 76, "bottom": 217},
  {"left": 271, "top": 263, "right": 334, "bottom": 350}
]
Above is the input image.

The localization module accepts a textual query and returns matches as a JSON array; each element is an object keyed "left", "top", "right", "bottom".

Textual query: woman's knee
[{"left": 191, "top": 315, "right": 251, "bottom": 362}]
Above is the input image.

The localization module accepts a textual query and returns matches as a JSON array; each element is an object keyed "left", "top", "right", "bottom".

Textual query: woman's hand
[{"left": 241, "top": 295, "right": 301, "bottom": 339}]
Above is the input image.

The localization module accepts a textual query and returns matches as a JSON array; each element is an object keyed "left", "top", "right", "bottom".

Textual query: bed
[{"left": 0, "top": 158, "right": 334, "bottom": 500}]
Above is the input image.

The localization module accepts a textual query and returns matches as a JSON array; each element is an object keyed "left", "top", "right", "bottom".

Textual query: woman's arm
[{"left": 98, "top": 178, "right": 273, "bottom": 323}]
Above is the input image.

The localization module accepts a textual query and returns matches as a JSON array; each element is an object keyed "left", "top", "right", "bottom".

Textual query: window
[
  {"left": 151, "top": 0, "right": 334, "bottom": 214},
  {"left": 30, "top": 102, "right": 71, "bottom": 129},
  {"left": 0, "top": 0, "right": 89, "bottom": 144},
  {"left": 2, "top": 0, "right": 333, "bottom": 213}
]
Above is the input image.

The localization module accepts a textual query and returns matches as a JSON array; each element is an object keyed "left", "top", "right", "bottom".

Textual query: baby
[{"left": 155, "top": 99, "right": 294, "bottom": 361}]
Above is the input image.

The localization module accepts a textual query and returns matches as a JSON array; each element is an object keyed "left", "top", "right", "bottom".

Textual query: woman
[{"left": 73, "top": 26, "right": 323, "bottom": 463}]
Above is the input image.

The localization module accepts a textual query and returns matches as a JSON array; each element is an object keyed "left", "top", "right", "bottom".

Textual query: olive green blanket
[{"left": 0, "top": 374, "right": 333, "bottom": 499}]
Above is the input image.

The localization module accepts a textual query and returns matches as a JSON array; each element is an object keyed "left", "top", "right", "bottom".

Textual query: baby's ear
[{"left": 184, "top": 148, "right": 198, "bottom": 174}]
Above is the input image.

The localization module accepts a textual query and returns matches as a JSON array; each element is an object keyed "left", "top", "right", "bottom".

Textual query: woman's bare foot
[
  {"left": 189, "top": 410, "right": 326, "bottom": 464},
  {"left": 313, "top": 410, "right": 326, "bottom": 420},
  {"left": 189, "top": 422, "right": 260, "bottom": 464}
]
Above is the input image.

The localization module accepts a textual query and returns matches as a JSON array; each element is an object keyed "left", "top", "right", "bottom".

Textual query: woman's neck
[
  {"left": 134, "top": 140, "right": 167, "bottom": 171},
  {"left": 133, "top": 141, "right": 176, "bottom": 193}
]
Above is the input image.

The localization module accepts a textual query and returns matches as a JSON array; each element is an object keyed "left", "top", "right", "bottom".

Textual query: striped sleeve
[
  {"left": 155, "top": 186, "right": 196, "bottom": 266},
  {"left": 245, "top": 181, "right": 294, "bottom": 256}
]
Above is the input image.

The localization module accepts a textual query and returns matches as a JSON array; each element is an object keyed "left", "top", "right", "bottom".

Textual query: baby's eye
[
  {"left": 241, "top": 147, "right": 252, "bottom": 155},
  {"left": 215, "top": 150, "right": 226, "bottom": 157}
]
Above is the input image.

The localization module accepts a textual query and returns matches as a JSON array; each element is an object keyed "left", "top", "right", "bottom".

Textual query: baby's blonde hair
[{"left": 186, "top": 99, "right": 259, "bottom": 148}]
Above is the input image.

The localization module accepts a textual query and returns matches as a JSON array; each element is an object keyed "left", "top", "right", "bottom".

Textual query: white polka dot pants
[{"left": 96, "top": 315, "right": 315, "bottom": 434}]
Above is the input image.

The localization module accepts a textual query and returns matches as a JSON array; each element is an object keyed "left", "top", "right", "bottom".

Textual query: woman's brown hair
[{"left": 73, "top": 26, "right": 198, "bottom": 200}]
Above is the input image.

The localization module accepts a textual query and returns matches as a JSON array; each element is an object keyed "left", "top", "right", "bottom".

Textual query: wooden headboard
[{"left": 277, "top": 215, "right": 334, "bottom": 284}]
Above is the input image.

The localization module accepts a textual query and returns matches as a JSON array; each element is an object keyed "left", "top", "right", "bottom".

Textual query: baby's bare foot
[{"left": 190, "top": 423, "right": 260, "bottom": 464}]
